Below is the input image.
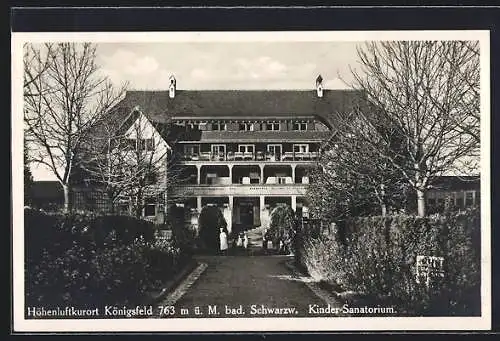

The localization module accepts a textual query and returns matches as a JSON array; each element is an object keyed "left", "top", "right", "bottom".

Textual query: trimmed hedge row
[
  {"left": 296, "top": 209, "right": 481, "bottom": 316},
  {"left": 25, "top": 208, "right": 190, "bottom": 309}
]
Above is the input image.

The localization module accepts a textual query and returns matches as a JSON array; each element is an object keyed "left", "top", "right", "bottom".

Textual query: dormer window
[
  {"left": 293, "top": 122, "right": 307, "bottom": 131},
  {"left": 239, "top": 123, "right": 254, "bottom": 131},
  {"left": 212, "top": 122, "right": 227, "bottom": 131},
  {"left": 266, "top": 122, "right": 280, "bottom": 131}
]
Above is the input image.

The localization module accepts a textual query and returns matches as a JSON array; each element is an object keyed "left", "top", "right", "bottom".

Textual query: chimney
[
  {"left": 169, "top": 75, "right": 176, "bottom": 98},
  {"left": 316, "top": 74, "right": 323, "bottom": 98}
]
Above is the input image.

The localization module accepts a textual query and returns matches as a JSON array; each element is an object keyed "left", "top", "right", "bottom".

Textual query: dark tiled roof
[
  {"left": 428, "top": 176, "right": 480, "bottom": 191},
  {"left": 114, "top": 89, "right": 363, "bottom": 129},
  {"left": 31, "top": 181, "right": 64, "bottom": 201},
  {"left": 175, "top": 130, "right": 331, "bottom": 143}
]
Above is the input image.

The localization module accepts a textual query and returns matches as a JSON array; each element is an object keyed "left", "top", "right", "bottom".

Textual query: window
[
  {"left": 267, "top": 144, "right": 282, "bottom": 156},
  {"left": 238, "top": 144, "right": 255, "bottom": 153},
  {"left": 144, "top": 198, "right": 156, "bottom": 217},
  {"left": 266, "top": 122, "right": 280, "bottom": 131},
  {"left": 465, "top": 191, "right": 474, "bottom": 206},
  {"left": 239, "top": 123, "right": 254, "bottom": 131},
  {"left": 277, "top": 177, "right": 287, "bottom": 184},
  {"left": 184, "top": 145, "right": 200, "bottom": 155},
  {"left": 211, "top": 144, "right": 226, "bottom": 156},
  {"left": 141, "top": 139, "right": 155, "bottom": 151},
  {"left": 126, "top": 138, "right": 155, "bottom": 151},
  {"left": 186, "top": 123, "right": 199, "bottom": 130},
  {"left": 293, "top": 144, "right": 309, "bottom": 153},
  {"left": 293, "top": 122, "right": 307, "bottom": 131},
  {"left": 212, "top": 122, "right": 227, "bottom": 131},
  {"left": 427, "top": 198, "right": 436, "bottom": 206},
  {"left": 124, "top": 139, "right": 137, "bottom": 150}
]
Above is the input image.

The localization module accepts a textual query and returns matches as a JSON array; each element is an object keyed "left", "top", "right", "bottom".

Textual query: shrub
[
  {"left": 268, "top": 204, "right": 297, "bottom": 253},
  {"left": 167, "top": 205, "right": 196, "bottom": 256},
  {"left": 198, "top": 206, "right": 227, "bottom": 253},
  {"left": 25, "top": 208, "right": 189, "bottom": 310},
  {"left": 296, "top": 209, "right": 481, "bottom": 316}
]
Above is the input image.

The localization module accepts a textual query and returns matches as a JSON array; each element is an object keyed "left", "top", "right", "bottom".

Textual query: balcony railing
[
  {"left": 172, "top": 184, "right": 308, "bottom": 197},
  {"left": 180, "top": 151, "right": 319, "bottom": 162}
]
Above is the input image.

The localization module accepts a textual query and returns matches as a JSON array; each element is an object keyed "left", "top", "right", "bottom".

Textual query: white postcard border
[{"left": 12, "top": 30, "right": 492, "bottom": 332}]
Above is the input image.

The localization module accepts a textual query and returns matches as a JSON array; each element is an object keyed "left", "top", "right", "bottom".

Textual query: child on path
[
  {"left": 236, "top": 233, "right": 243, "bottom": 248},
  {"left": 243, "top": 231, "right": 249, "bottom": 249}
]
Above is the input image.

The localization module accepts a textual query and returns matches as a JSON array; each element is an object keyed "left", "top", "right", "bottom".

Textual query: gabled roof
[
  {"left": 113, "top": 89, "right": 364, "bottom": 130},
  {"left": 31, "top": 181, "right": 63, "bottom": 201},
  {"left": 428, "top": 176, "right": 480, "bottom": 191}
]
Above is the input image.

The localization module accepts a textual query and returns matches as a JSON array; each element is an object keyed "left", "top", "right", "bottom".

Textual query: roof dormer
[
  {"left": 169, "top": 75, "right": 176, "bottom": 98},
  {"left": 316, "top": 74, "right": 323, "bottom": 98}
]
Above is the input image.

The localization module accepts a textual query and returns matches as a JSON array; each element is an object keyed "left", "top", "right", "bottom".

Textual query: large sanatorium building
[
  {"left": 106, "top": 75, "right": 359, "bottom": 233},
  {"left": 65, "top": 75, "right": 479, "bottom": 233}
]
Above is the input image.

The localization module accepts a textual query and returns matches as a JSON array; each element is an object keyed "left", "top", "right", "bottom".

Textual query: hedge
[
  {"left": 296, "top": 208, "right": 481, "bottom": 316},
  {"left": 268, "top": 204, "right": 298, "bottom": 254},
  {"left": 198, "top": 206, "right": 227, "bottom": 253},
  {"left": 25, "top": 208, "right": 189, "bottom": 310}
]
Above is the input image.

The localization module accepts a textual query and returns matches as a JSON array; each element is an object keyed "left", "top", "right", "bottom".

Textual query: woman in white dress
[{"left": 219, "top": 228, "right": 228, "bottom": 255}]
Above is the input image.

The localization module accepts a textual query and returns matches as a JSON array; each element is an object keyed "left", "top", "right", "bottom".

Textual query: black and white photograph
[{"left": 12, "top": 30, "right": 491, "bottom": 332}]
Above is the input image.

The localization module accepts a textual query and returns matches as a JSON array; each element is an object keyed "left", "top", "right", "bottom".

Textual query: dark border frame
[{"left": 9, "top": 5, "right": 500, "bottom": 336}]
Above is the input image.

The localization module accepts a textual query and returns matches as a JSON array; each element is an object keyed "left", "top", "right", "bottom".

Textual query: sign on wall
[{"left": 416, "top": 255, "right": 445, "bottom": 286}]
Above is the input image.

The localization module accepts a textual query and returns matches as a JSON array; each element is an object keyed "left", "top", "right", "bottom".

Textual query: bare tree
[
  {"left": 83, "top": 110, "right": 186, "bottom": 217},
  {"left": 339, "top": 41, "right": 480, "bottom": 216},
  {"left": 23, "top": 43, "right": 127, "bottom": 211},
  {"left": 307, "top": 127, "right": 408, "bottom": 221}
]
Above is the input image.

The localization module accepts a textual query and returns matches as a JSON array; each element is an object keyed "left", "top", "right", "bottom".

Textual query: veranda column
[
  {"left": 260, "top": 195, "right": 270, "bottom": 231},
  {"left": 228, "top": 165, "right": 233, "bottom": 184},
  {"left": 226, "top": 195, "right": 234, "bottom": 234},
  {"left": 193, "top": 196, "right": 203, "bottom": 233},
  {"left": 291, "top": 195, "right": 297, "bottom": 211},
  {"left": 291, "top": 164, "right": 296, "bottom": 184},
  {"left": 196, "top": 165, "right": 201, "bottom": 184},
  {"left": 197, "top": 196, "right": 202, "bottom": 211},
  {"left": 260, "top": 164, "right": 265, "bottom": 184}
]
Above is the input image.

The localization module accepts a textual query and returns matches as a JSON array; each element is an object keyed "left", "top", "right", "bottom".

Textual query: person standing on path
[
  {"left": 243, "top": 231, "right": 249, "bottom": 250},
  {"left": 219, "top": 228, "right": 228, "bottom": 255}
]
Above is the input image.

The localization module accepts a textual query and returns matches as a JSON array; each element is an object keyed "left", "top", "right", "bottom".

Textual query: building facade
[{"left": 111, "top": 75, "right": 361, "bottom": 233}]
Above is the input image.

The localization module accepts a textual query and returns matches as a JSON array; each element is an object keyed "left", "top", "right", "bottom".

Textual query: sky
[
  {"left": 96, "top": 41, "right": 361, "bottom": 90},
  {"left": 31, "top": 41, "right": 362, "bottom": 181}
]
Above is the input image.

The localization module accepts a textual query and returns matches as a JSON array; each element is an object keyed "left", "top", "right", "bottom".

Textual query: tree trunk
[
  {"left": 381, "top": 203, "right": 387, "bottom": 217},
  {"left": 134, "top": 193, "right": 143, "bottom": 218},
  {"left": 380, "top": 183, "right": 387, "bottom": 216},
  {"left": 416, "top": 188, "right": 426, "bottom": 217},
  {"left": 62, "top": 184, "right": 71, "bottom": 212}
]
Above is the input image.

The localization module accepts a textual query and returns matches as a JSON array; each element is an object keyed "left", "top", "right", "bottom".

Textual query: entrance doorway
[
  {"left": 233, "top": 197, "right": 260, "bottom": 233},
  {"left": 239, "top": 202, "right": 254, "bottom": 226}
]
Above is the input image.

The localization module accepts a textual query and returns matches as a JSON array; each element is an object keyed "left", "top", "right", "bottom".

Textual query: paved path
[{"left": 168, "top": 255, "right": 329, "bottom": 318}]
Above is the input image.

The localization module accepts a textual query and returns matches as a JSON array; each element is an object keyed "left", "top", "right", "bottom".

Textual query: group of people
[{"left": 218, "top": 228, "right": 249, "bottom": 255}]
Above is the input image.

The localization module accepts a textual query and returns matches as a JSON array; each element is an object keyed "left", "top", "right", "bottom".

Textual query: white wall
[{"left": 123, "top": 112, "right": 170, "bottom": 173}]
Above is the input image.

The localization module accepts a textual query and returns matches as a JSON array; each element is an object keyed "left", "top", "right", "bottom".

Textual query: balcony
[
  {"left": 179, "top": 151, "right": 320, "bottom": 163},
  {"left": 172, "top": 183, "right": 308, "bottom": 197}
]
